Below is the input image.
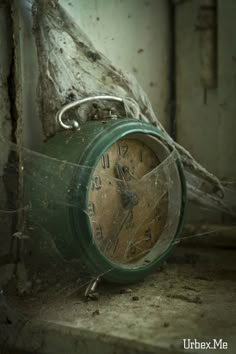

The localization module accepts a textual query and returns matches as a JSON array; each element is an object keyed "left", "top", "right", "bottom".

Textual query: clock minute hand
[
  {"left": 110, "top": 164, "right": 139, "bottom": 254},
  {"left": 111, "top": 209, "right": 132, "bottom": 254}
]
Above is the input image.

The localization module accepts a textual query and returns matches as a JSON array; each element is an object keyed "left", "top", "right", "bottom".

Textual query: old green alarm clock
[{"left": 28, "top": 96, "right": 186, "bottom": 284}]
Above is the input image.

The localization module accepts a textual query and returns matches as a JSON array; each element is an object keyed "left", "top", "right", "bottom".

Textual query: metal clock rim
[{"left": 69, "top": 119, "right": 187, "bottom": 283}]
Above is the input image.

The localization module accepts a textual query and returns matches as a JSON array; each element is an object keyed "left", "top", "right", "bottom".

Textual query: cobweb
[
  {"left": 0, "top": 136, "right": 182, "bottom": 282},
  {"left": 0, "top": 136, "right": 236, "bottom": 350},
  {"left": 0, "top": 135, "right": 181, "bottom": 349},
  {"left": 0, "top": 136, "right": 235, "bottom": 286},
  {"left": 29, "top": 0, "right": 236, "bottom": 216},
  {"left": 1, "top": 0, "right": 236, "bottom": 349}
]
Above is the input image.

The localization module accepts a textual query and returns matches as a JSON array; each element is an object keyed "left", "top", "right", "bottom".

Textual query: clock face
[{"left": 87, "top": 136, "right": 168, "bottom": 267}]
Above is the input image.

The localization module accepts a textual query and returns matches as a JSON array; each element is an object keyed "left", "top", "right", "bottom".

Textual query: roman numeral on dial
[
  {"left": 101, "top": 153, "right": 110, "bottom": 169},
  {"left": 91, "top": 175, "right": 102, "bottom": 190}
]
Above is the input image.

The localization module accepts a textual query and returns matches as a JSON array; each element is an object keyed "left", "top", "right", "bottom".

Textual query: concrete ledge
[
  {"left": 5, "top": 320, "right": 178, "bottom": 354},
  {"left": 1, "top": 246, "right": 236, "bottom": 354}
]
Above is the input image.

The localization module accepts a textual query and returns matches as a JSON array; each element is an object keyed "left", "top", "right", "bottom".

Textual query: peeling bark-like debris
[{"left": 31, "top": 0, "right": 235, "bottom": 216}]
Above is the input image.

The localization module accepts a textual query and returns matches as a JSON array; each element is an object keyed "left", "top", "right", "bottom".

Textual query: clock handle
[{"left": 56, "top": 95, "right": 140, "bottom": 130}]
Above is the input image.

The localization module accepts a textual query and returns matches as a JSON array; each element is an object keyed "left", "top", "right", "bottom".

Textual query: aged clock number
[
  {"left": 88, "top": 201, "right": 95, "bottom": 217},
  {"left": 144, "top": 228, "right": 152, "bottom": 242},
  {"left": 95, "top": 224, "right": 104, "bottom": 241},
  {"left": 101, "top": 153, "right": 110, "bottom": 169},
  {"left": 105, "top": 239, "right": 113, "bottom": 251},
  {"left": 118, "top": 143, "right": 128, "bottom": 157},
  {"left": 91, "top": 175, "right": 102, "bottom": 190}
]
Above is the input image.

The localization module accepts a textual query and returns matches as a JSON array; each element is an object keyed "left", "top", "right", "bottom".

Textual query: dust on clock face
[{"left": 87, "top": 136, "right": 168, "bottom": 267}]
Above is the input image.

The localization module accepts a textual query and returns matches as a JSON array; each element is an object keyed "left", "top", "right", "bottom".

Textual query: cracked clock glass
[
  {"left": 88, "top": 134, "right": 181, "bottom": 268},
  {"left": 0, "top": 127, "right": 184, "bottom": 286}
]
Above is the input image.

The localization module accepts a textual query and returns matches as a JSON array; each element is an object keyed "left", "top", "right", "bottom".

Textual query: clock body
[{"left": 27, "top": 118, "right": 186, "bottom": 283}]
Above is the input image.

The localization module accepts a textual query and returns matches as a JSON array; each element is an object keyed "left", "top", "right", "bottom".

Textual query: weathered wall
[
  {"left": 217, "top": 0, "right": 236, "bottom": 180},
  {"left": 15, "top": 0, "right": 171, "bottom": 145},
  {"left": 4, "top": 0, "right": 236, "bottom": 226},
  {"left": 61, "top": 0, "right": 171, "bottom": 132},
  {"left": 0, "top": 1, "right": 12, "bottom": 174},
  {"left": 15, "top": 0, "right": 44, "bottom": 149},
  {"left": 0, "top": 1, "right": 13, "bottom": 259},
  {"left": 15, "top": 0, "right": 236, "bottom": 182},
  {"left": 176, "top": 0, "right": 236, "bottom": 181}
]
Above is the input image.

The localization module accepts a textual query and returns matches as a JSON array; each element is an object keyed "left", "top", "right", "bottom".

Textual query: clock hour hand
[
  {"left": 115, "top": 163, "right": 128, "bottom": 186},
  {"left": 108, "top": 164, "right": 139, "bottom": 254},
  {"left": 114, "top": 163, "right": 139, "bottom": 209}
]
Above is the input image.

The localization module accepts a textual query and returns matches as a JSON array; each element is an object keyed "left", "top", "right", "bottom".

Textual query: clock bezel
[{"left": 70, "top": 119, "right": 187, "bottom": 283}]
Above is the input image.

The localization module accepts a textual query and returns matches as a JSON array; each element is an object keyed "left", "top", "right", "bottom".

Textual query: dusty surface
[{"left": 2, "top": 244, "right": 236, "bottom": 353}]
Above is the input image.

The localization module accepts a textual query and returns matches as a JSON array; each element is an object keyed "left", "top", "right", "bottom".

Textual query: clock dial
[{"left": 87, "top": 137, "right": 168, "bottom": 266}]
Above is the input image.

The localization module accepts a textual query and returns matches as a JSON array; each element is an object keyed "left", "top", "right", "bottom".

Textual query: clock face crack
[{"left": 88, "top": 137, "right": 168, "bottom": 266}]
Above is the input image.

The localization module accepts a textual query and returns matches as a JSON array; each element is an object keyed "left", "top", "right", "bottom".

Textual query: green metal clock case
[{"left": 26, "top": 118, "right": 186, "bottom": 283}]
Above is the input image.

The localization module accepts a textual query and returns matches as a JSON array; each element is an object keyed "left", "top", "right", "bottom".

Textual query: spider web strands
[
  {"left": 1, "top": 1, "right": 235, "bottom": 352},
  {"left": 30, "top": 0, "right": 234, "bottom": 214},
  {"left": 0, "top": 138, "right": 234, "bottom": 274},
  {"left": 0, "top": 137, "right": 235, "bottom": 351}
]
